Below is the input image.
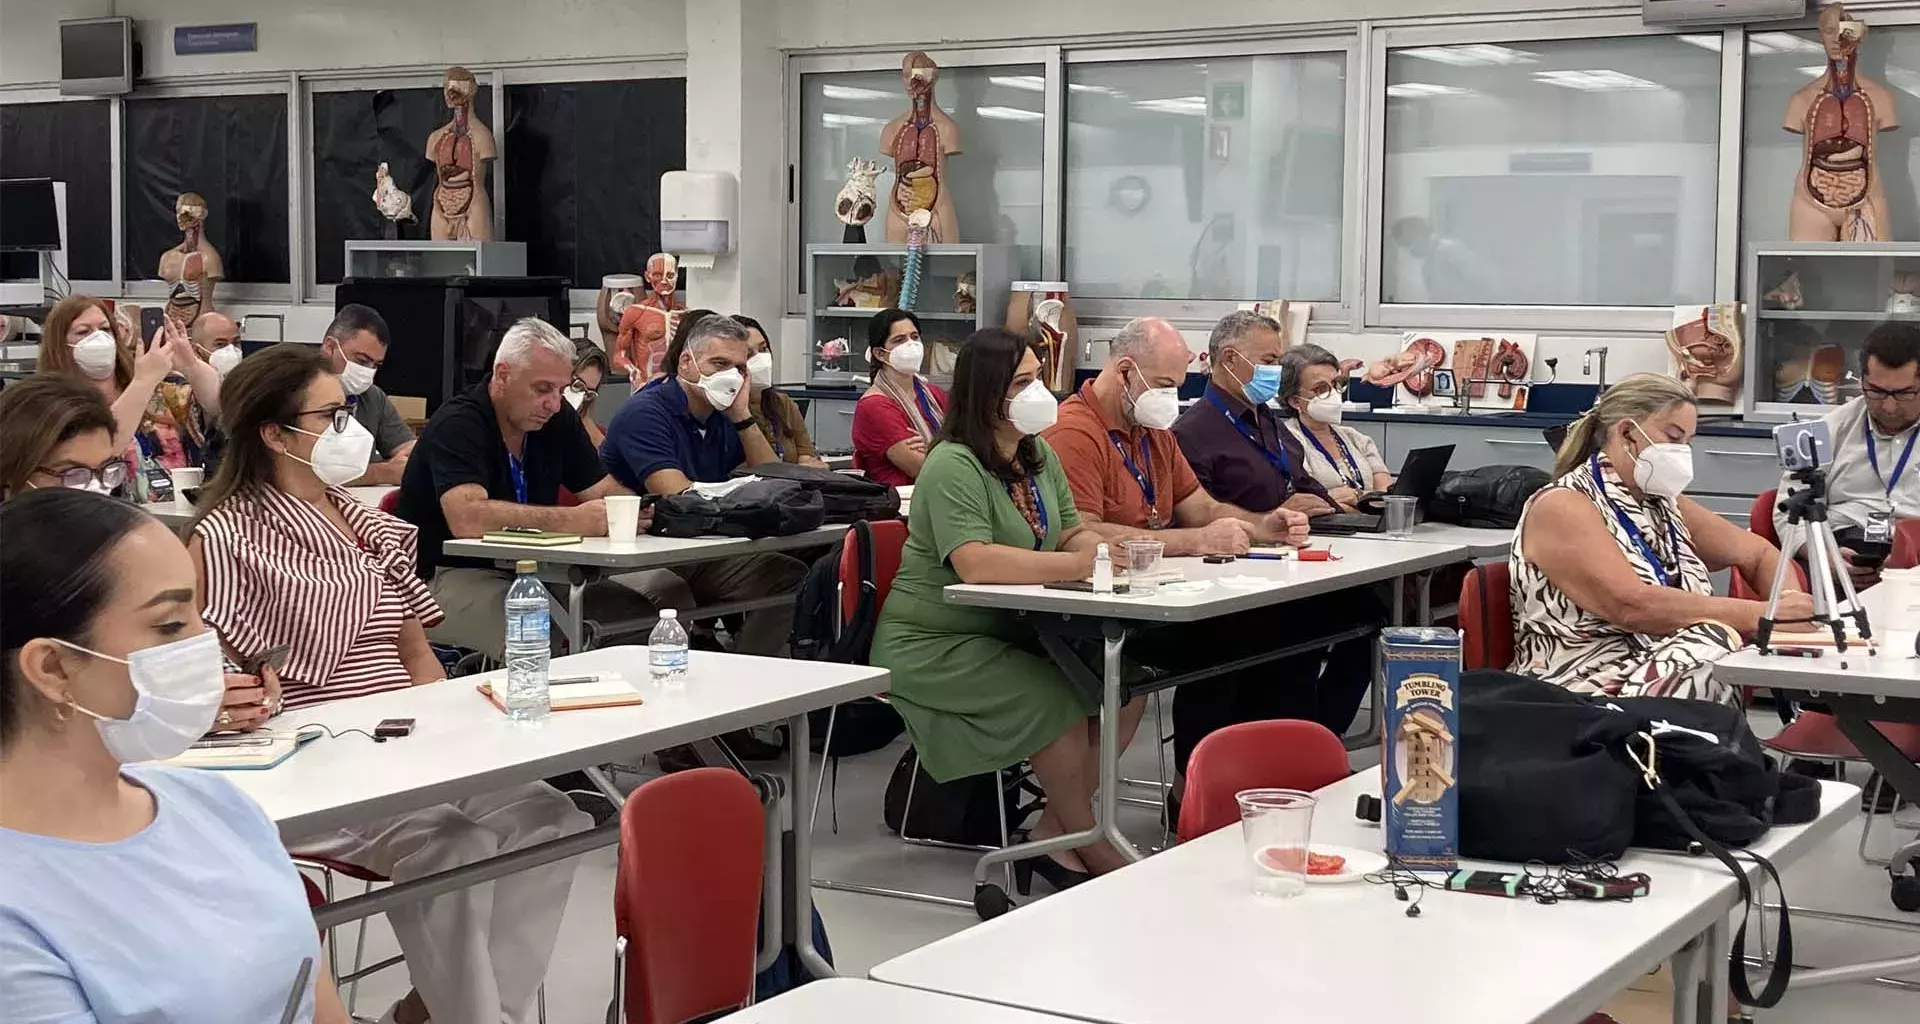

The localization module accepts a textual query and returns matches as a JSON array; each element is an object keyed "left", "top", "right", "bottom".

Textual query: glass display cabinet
[
  {"left": 344, "top": 240, "right": 527, "bottom": 280},
  {"left": 804, "top": 243, "right": 1012, "bottom": 386},
  {"left": 1745, "top": 243, "right": 1920, "bottom": 419}
]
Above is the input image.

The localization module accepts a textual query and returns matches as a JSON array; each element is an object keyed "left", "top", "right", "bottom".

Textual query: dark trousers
[{"left": 1127, "top": 588, "right": 1386, "bottom": 773}]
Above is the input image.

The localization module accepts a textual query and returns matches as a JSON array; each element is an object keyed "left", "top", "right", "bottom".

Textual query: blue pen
[{"left": 1243, "top": 551, "right": 1288, "bottom": 560}]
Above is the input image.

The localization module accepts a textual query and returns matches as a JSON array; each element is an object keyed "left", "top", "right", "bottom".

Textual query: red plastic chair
[
  {"left": 614, "top": 768, "right": 766, "bottom": 1024},
  {"left": 1176, "top": 720, "right": 1351, "bottom": 843},
  {"left": 1749, "top": 489, "right": 1779, "bottom": 547},
  {"left": 1890, "top": 519, "right": 1920, "bottom": 570},
  {"left": 1458, "top": 562, "right": 1514, "bottom": 672},
  {"left": 378, "top": 488, "right": 400, "bottom": 514},
  {"left": 837, "top": 519, "right": 908, "bottom": 626}
]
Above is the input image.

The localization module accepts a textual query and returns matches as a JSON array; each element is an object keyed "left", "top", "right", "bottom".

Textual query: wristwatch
[{"left": 733, "top": 417, "right": 758, "bottom": 432}]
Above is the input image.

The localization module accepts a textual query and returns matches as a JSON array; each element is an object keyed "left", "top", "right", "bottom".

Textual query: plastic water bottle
[
  {"left": 503, "top": 560, "right": 551, "bottom": 720},
  {"left": 649, "top": 609, "right": 689, "bottom": 685},
  {"left": 1092, "top": 542, "right": 1114, "bottom": 594}
]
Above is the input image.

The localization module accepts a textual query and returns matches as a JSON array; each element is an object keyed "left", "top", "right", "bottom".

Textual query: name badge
[{"left": 1865, "top": 510, "right": 1893, "bottom": 545}]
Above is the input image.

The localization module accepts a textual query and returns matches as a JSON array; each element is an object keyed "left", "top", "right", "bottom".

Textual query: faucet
[
  {"left": 1583, "top": 346, "right": 1610, "bottom": 389},
  {"left": 1456, "top": 357, "right": 1557, "bottom": 414}
]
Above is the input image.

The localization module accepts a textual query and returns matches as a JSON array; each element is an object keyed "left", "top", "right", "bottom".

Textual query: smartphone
[
  {"left": 374, "top": 718, "right": 416, "bottom": 739},
  {"left": 1043, "top": 580, "right": 1131, "bottom": 594},
  {"left": 244, "top": 644, "right": 291, "bottom": 676},
  {"left": 191, "top": 733, "right": 276, "bottom": 750},
  {"left": 1202, "top": 555, "right": 1236, "bottom": 564},
  {"left": 1447, "top": 869, "right": 1525, "bottom": 897}
]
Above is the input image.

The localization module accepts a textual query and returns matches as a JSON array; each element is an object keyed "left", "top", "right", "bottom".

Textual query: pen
[
  {"left": 1769, "top": 647, "right": 1823, "bottom": 659},
  {"left": 1243, "top": 551, "right": 1287, "bottom": 560}
]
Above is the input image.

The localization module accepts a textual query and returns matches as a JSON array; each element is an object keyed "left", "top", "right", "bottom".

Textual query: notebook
[
  {"left": 166, "top": 724, "right": 324, "bottom": 771},
  {"left": 481, "top": 529, "right": 584, "bottom": 546},
  {"left": 476, "top": 675, "right": 644, "bottom": 713}
]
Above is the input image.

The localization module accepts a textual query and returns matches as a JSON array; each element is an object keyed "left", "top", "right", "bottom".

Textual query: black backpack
[
  {"left": 790, "top": 521, "right": 904, "bottom": 758},
  {"left": 882, "top": 749, "right": 1043, "bottom": 847},
  {"left": 649, "top": 481, "right": 826, "bottom": 539},
  {"left": 1426, "top": 465, "right": 1550, "bottom": 528},
  {"left": 734, "top": 462, "right": 901, "bottom": 523}
]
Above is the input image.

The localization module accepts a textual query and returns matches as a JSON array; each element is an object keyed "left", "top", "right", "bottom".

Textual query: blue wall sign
[{"left": 174, "top": 24, "right": 258, "bottom": 56}]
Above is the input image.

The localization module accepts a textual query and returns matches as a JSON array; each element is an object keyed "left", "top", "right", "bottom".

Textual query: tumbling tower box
[{"left": 1380, "top": 627, "right": 1461, "bottom": 870}]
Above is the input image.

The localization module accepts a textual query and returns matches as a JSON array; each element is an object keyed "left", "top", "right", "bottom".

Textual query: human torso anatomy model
[
  {"left": 615, "top": 254, "right": 683, "bottom": 382},
  {"left": 1785, "top": 6, "right": 1898, "bottom": 242},
  {"left": 157, "top": 192, "right": 221, "bottom": 330},
  {"left": 879, "top": 52, "right": 962, "bottom": 246},
  {"left": 426, "top": 66, "right": 496, "bottom": 242}
]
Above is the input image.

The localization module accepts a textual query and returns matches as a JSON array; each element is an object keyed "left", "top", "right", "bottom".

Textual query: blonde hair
[{"left": 1552, "top": 373, "right": 1696, "bottom": 477}]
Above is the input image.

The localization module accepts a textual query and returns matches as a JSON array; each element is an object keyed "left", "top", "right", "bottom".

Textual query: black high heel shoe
[{"left": 1010, "top": 831, "right": 1092, "bottom": 895}]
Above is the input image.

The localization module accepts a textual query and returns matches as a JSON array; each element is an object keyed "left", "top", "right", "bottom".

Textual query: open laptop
[{"left": 1307, "top": 444, "right": 1455, "bottom": 536}]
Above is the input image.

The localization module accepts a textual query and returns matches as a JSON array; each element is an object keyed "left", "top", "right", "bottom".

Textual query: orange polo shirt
[{"left": 1043, "top": 381, "right": 1201, "bottom": 530}]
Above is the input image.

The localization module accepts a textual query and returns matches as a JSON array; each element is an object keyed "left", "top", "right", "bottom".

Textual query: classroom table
[
  {"left": 869, "top": 771, "right": 1858, "bottom": 1024},
  {"left": 347, "top": 484, "right": 397, "bottom": 508},
  {"left": 141, "top": 484, "right": 395, "bottom": 531},
  {"left": 229, "top": 645, "right": 887, "bottom": 977},
  {"left": 941, "top": 536, "right": 1471, "bottom": 917},
  {"left": 442, "top": 526, "right": 846, "bottom": 649},
  {"left": 1410, "top": 521, "right": 1513, "bottom": 558},
  {"left": 719, "top": 978, "right": 1071, "bottom": 1023}
]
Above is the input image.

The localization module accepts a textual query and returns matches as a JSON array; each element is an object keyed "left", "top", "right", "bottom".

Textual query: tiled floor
[{"left": 330, "top": 703, "right": 1918, "bottom": 1022}]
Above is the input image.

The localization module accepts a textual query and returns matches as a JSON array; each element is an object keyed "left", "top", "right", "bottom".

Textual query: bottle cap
[
  {"left": 660, "top": 608, "right": 678, "bottom": 619},
  {"left": 1095, "top": 543, "right": 1110, "bottom": 557},
  {"left": 516, "top": 559, "right": 537, "bottom": 572}
]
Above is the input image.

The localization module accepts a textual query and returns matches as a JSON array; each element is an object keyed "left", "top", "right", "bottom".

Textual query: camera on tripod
[
  {"left": 1759, "top": 417, "right": 1873, "bottom": 657},
  {"left": 1773, "top": 419, "right": 1833, "bottom": 473}
]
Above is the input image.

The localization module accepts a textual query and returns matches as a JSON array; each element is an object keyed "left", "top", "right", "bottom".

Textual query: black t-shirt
[{"left": 396, "top": 381, "right": 607, "bottom": 578}]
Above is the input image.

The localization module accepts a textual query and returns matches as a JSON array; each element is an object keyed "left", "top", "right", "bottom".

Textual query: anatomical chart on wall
[{"left": 1367, "top": 332, "right": 1537, "bottom": 410}]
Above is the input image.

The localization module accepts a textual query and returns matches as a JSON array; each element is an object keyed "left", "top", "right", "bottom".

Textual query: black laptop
[{"left": 1307, "top": 444, "right": 1455, "bottom": 536}]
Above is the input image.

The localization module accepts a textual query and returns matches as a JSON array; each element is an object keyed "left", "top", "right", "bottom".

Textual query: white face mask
[
  {"left": 747, "top": 351, "right": 775, "bottom": 388},
  {"left": 53, "top": 631, "right": 224, "bottom": 763},
  {"left": 1629, "top": 422, "right": 1693, "bottom": 499},
  {"left": 1125, "top": 371, "right": 1181, "bottom": 431},
  {"left": 1007, "top": 379, "right": 1059, "bottom": 435},
  {"left": 208, "top": 345, "right": 244, "bottom": 376},
  {"left": 1307, "top": 393, "right": 1344, "bottom": 425},
  {"left": 695, "top": 366, "right": 746, "bottom": 409},
  {"left": 72, "top": 330, "right": 118, "bottom": 380},
  {"left": 337, "top": 359, "right": 378, "bottom": 397},
  {"left": 888, "top": 340, "right": 925, "bottom": 375},
  {"left": 287, "top": 416, "right": 376, "bottom": 487},
  {"left": 564, "top": 386, "right": 589, "bottom": 410}
]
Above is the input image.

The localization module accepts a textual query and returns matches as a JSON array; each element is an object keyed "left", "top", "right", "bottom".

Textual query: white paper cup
[
  {"left": 169, "top": 467, "right": 204, "bottom": 508},
  {"left": 605, "top": 494, "right": 642, "bottom": 540}
]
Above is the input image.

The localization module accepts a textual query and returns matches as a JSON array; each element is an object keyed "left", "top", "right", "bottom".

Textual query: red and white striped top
[{"left": 195, "top": 484, "right": 444, "bottom": 711}]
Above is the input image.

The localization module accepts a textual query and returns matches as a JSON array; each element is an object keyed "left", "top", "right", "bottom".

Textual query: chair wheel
[
  {"left": 1892, "top": 871, "right": 1920, "bottom": 913},
  {"left": 973, "top": 883, "right": 1013, "bottom": 920}
]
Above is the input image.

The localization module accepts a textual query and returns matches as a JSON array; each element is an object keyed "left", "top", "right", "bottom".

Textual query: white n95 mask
[
  {"left": 1129, "top": 386, "right": 1181, "bottom": 431},
  {"left": 54, "top": 631, "right": 224, "bottom": 763},
  {"left": 747, "top": 351, "right": 775, "bottom": 388},
  {"left": 1630, "top": 422, "right": 1693, "bottom": 499},
  {"left": 697, "top": 367, "right": 746, "bottom": 409},
  {"left": 1307, "top": 393, "right": 1344, "bottom": 425},
  {"left": 208, "top": 345, "right": 244, "bottom": 376},
  {"left": 288, "top": 416, "right": 376, "bottom": 487},
  {"left": 1007, "top": 380, "right": 1059, "bottom": 435},
  {"left": 73, "top": 330, "right": 119, "bottom": 380},
  {"left": 338, "top": 360, "right": 378, "bottom": 397},
  {"left": 888, "top": 341, "right": 925, "bottom": 375}
]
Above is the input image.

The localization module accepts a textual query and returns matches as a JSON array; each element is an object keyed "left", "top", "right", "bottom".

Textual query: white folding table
[
  {"left": 442, "top": 526, "right": 846, "bottom": 648},
  {"left": 1410, "top": 522, "right": 1513, "bottom": 559},
  {"left": 229, "top": 645, "right": 886, "bottom": 977},
  {"left": 719, "top": 978, "right": 1071, "bottom": 1023},
  {"left": 869, "top": 772, "right": 1858, "bottom": 1024},
  {"left": 940, "top": 537, "right": 1471, "bottom": 917},
  {"left": 143, "top": 485, "right": 394, "bottom": 532}
]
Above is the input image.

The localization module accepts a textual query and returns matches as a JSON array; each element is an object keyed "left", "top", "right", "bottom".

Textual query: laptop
[{"left": 1308, "top": 444, "right": 1455, "bottom": 536}]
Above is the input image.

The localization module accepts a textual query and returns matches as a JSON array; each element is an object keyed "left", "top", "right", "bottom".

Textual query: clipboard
[{"left": 476, "top": 676, "right": 644, "bottom": 713}]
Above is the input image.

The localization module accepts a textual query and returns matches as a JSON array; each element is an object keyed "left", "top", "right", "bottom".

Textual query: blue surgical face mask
[{"left": 1227, "top": 352, "right": 1284, "bottom": 406}]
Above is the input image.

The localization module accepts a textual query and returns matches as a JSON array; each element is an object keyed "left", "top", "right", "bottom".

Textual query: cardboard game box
[{"left": 1380, "top": 626, "right": 1460, "bottom": 870}]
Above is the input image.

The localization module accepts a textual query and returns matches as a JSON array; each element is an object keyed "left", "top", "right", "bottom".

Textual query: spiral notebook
[
  {"left": 166, "top": 725, "right": 325, "bottom": 771},
  {"left": 476, "top": 675, "right": 643, "bottom": 713}
]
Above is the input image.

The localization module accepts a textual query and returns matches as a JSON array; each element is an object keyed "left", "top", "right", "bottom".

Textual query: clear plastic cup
[
  {"left": 1123, "top": 540, "right": 1165, "bottom": 583},
  {"left": 1383, "top": 495, "right": 1419, "bottom": 539},
  {"left": 1237, "top": 788, "right": 1317, "bottom": 898}
]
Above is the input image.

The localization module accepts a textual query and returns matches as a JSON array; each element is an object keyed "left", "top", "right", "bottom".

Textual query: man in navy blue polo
[{"left": 602, "top": 315, "right": 806, "bottom": 655}]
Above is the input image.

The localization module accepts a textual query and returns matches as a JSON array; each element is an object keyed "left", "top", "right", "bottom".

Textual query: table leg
[
  {"left": 1703, "top": 917, "right": 1731, "bottom": 1024},
  {"left": 1669, "top": 932, "right": 1704, "bottom": 1024},
  {"left": 1415, "top": 570, "right": 1432, "bottom": 626},
  {"left": 786, "top": 710, "right": 835, "bottom": 979}
]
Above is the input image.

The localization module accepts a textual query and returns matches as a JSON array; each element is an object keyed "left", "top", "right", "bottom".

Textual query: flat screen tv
[
  {"left": 61, "top": 17, "right": 134, "bottom": 96},
  {"left": 0, "top": 180, "right": 61, "bottom": 252}
]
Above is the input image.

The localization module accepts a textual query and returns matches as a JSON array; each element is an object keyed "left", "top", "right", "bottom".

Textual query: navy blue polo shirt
[{"left": 601, "top": 377, "right": 744, "bottom": 492}]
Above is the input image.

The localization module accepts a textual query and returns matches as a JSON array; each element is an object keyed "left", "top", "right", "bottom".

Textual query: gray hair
[
  {"left": 1277, "top": 343, "right": 1340, "bottom": 418},
  {"left": 1109, "top": 318, "right": 1156, "bottom": 362},
  {"left": 685, "top": 314, "right": 752, "bottom": 359},
  {"left": 1207, "top": 310, "right": 1281, "bottom": 364},
  {"left": 494, "top": 317, "right": 576, "bottom": 369}
]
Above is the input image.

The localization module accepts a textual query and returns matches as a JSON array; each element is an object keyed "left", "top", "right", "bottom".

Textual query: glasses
[
  {"left": 1305, "top": 382, "right": 1339, "bottom": 400},
  {"left": 294, "top": 406, "right": 354, "bottom": 433},
  {"left": 568, "top": 379, "right": 598, "bottom": 397},
  {"left": 1863, "top": 384, "right": 1920, "bottom": 402},
  {"left": 36, "top": 458, "right": 130, "bottom": 492}
]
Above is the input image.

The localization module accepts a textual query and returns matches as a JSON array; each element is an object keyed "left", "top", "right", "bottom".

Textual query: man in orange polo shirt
[{"left": 1044, "top": 317, "right": 1380, "bottom": 783}]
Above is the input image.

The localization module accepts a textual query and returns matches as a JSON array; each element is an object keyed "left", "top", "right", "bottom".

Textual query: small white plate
[{"left": 1304, "top": 844, "right": 1388, "bottom": 885}]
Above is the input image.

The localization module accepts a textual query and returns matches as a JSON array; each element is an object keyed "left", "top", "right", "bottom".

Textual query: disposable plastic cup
[
  {"left": 1237, "top": 788, "right": 1317, "bottom": 898},
  {"left": 1383, "top": 495, "right": 1419, "bottom": 539},
  {"left": 605, "top": 494, "right": 642, "bottom": 540},
  {"left": 1123, "top": 540, "right": 1165, "bottom": 582}
]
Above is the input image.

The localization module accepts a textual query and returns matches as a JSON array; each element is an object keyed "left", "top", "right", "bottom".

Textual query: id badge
[{"left": 1865, "top": 511, "right": 1893, "bottom": 545}]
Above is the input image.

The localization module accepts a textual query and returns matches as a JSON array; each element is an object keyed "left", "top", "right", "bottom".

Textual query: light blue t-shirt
[{"left": 0, "top": 764, "right": 321, "bottom": 1023}]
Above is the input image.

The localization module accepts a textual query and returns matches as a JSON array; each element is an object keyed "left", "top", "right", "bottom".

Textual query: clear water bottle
[
  {"left": 649, "top": 609, "right": 689, "bottom": 685},
  {"left": 503, "top": 560, "right": 552, "bottom": 720}
]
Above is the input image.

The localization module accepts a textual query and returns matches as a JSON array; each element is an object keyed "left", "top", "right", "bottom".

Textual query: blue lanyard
[
  {"left": 1300, "top": 423, "right": 1363, "bottom": 489},
  {"left": 912, "top": 378, "right": 943, "bottom": 435},
  {"left": 1590, "top": 455, "right": 1682, "bottom": 588},
  {"left": 1107, "top": 430, "right": 1159, "bottom": 524},
  {"left": 1005, "top": 474, "right": 1049, "bottom": 550},
  {"left": 1207, "top": 391, "right": 1292, "bottom": 477},
  {"left": 1863, "top": 419, "right": 1918, "bottom": 496},
  {"left": 506, "top": 449, "right": 528, "bottom": 504}
]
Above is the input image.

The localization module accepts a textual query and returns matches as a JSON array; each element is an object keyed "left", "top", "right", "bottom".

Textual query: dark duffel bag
[
  {"left": 733, "top": 461, "right": 901, "bottom": 523},
  {"left": 1425, "top": 465, "right": 1550, "bottom": 529},
  {"left": 713, "top": 479, "right": 826, "bottom": 538},
  {"left": 649, "top": 492, "right": 722, "bottom": 538}
]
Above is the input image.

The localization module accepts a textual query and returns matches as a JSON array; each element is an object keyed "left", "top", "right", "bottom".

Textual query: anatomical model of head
[
  {"left": 880, "top": 51, "right": 962, "bottom": 246},
  {"left": 426, "top": 65, "right": 496, "bottom": 241},
  {"left": 159, "top": 191, "right": 221, "bottom": 330},
  {"left": 1784, "top": 5, "right": 1896, "bottom": 242}
]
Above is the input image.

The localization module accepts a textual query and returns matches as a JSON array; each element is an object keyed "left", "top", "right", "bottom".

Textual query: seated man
[
  {"left": 189, "top": 311, "right": 243, "bottom": 374},
  {"left": 1773, "top": 321, "right": 1920, "bottom": 589},
  {"left": 1172, "top": 310, "right": 1333, "bottom": 515},
  {"left": 322, "top": 303, "right": 416, "bottom": 486},
  {"left": 396, "top": 317, "right": 686, "bottom": 659},
  {"left": 601, "top": 315, "right": 807, "bottom": 656},
  {"left": 1043, "top": 317, "right": 1372, "bottom": 777}
]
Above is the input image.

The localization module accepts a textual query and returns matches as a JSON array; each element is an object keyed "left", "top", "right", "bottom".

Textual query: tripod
[{"left": 1757, "top": 462, "right": 1873, "bottom": 656}]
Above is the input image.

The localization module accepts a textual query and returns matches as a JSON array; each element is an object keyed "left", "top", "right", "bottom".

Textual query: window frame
[
  {"left": 0, "top": 90, "right": 120, "bottom": 297},
  {"left": 1364, "top": 16, "right": 1741, "bottom": 334}
]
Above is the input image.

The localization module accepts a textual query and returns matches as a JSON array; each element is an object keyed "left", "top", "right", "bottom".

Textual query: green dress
[{"left": 873, "top": 439, "right": 1093, "bottom": 782}]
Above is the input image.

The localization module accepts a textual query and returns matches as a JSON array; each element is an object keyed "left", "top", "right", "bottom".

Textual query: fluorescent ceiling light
[
  {"left": 989, "top": 74, "right": 1116, "bottom": 96},
  {"left": 821, "top": 112, "right": 885, "bottom": 128},
  {"left": 821, "top": 84, "right": 892, "bottom": 101},
  {"left": 1387, "top": 82, "right": 1470, "bottom": 98},
  {"left": 1131, "top": 95, "right": 1208, "bottom": 116},
  {"left": 1399, "top": 44, "right": 1537, "bottom": 67},
  {"left": 1533, "top": 69, "right": 1663, "bottom": 92},
  {"left": 1677, "top": 34, "right": 1723, "bottom": 53},
  {"left": 1751, "top": 32, "right": 1825, "bottom": 55},
  {"left": 975, "top": 105, "right": 1043, "bottom": 121}
]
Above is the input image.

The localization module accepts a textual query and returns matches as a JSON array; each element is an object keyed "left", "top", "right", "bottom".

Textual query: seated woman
[
  {"left": 1513, "top": 373, "right": 1808, "bottom": 705},
  {"left": 873, "top": 328, "right": 1143, "bottom": 884},
  {"left": 0, "top": 373, "right": 125, "bottom": 498},
  {"left": 737, "top": 313, "right": 828, "bottom": 468},
  {"left": 1278, "top": 344, "right": 1392, "bottom": 510},
  {"left": 185, "top": 344, "right": 590, "bottom": 1024},
  {"left": 37, "top": 295, "right": 222, "bottom": 496},
  {"left": 0, "top": 488, "right": 349, "bottom": 1023},
  {"left": 852, "top": 308, "right": 947, "bottom": 487},
  {"left": 568, "top": 342, "right": 612, "bottom": 448}
]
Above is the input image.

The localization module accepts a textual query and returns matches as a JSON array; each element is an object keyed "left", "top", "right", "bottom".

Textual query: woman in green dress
[{"left": 874, "top": 328, "right": 1137, "bottom": 883}]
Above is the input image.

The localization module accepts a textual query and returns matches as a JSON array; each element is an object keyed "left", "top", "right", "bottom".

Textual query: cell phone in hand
[{"left": 244, "top": 644, "right": 291, "bottom": 676}]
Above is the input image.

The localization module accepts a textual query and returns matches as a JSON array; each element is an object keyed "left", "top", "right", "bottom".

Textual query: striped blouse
[{"left": 194, "top": 484, "right": 444, "bottom": 710}]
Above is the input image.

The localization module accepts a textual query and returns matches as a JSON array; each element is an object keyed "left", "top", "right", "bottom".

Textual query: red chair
[
  {"left": 837, "top": 518, "right": 908, "bottom": 627},
  {"left": 1458, "top": 562, "right": 1514, "bottom": 671},
  {"left": 1749, "top": 489, "right": 1779, "bottom": 547},
  {"left": 1890, "top": 519, "right": 1920, "bottom": 570},
  {"left": 378, "top": 488, "right": 400, "bottom": 514},
  {"left": 613, "top": 768, "right": 765, "bottom": 1024},
  {"left": 1176, "top": 720, "right": 1351, "bottom": 843}
]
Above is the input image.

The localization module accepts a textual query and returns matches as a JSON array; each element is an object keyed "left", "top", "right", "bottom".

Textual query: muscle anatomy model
[
  {"left": 426, "top": 66, "right": 496, "bottom": 241},
  {"left": 1784, "top": 5, "right": 1898, "bottom": 242},
  {"left": 879, "top": 52, "right": 962, "bottom": 246},
  {"left": 614, "top": 254, "right": 683, "bottom": 382}
]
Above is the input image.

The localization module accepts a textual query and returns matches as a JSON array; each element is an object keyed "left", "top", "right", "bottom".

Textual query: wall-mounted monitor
[
  {"left": 0, "top": 180, "right": 61, "bottom": 252},
  {"left": 60, "top": 17, "right": 134, "bottom": 96}
]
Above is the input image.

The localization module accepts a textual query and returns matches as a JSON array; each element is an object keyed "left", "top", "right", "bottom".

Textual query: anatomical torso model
[
  {"left": 879, "top": 52, "right": 962, "bottom": 246},
  {"left": 157, "top": 192, "right": 222, "bottom": 330},
  {"left": 1784, "top": 5, "right": 1898, "bottom": 242},
  {"left": 425, "top": 66, "right": 496, "bottom": 242},
  {"left": 615, "top": 253, "right": 683, "bottom": 382}
]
